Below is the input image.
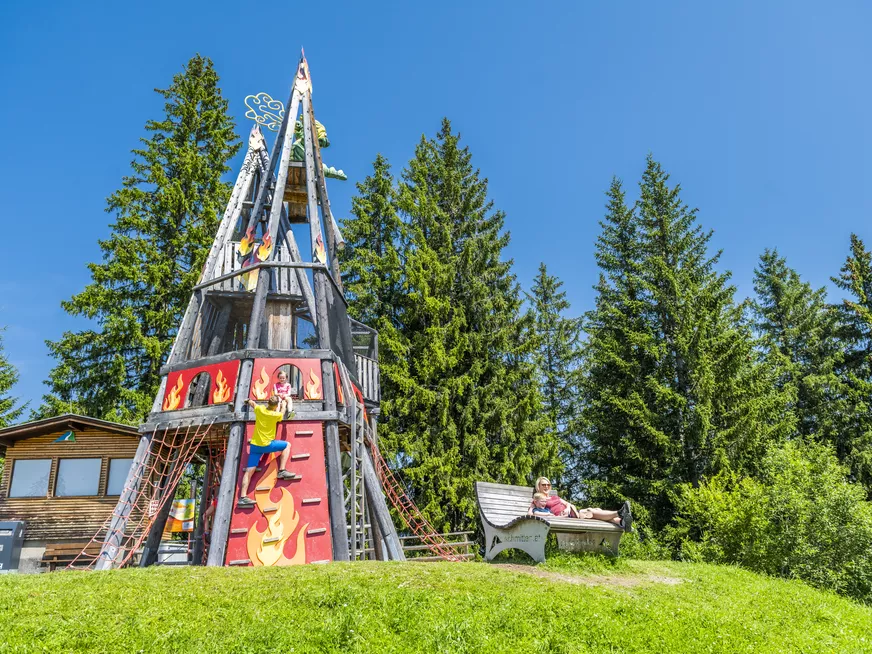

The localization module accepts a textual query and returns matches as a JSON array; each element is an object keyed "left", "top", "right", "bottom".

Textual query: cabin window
[
  {"left": 185, "top": 372, "right": 212, "bottom": 408},
  {"left": 55, "top": 458, "right": 101, "bottom": 497},
  {"left": 8, "top": 459, "right": 51, "bottom": 498},
  {"left": 106, "top": 458, "right": 135, "bottom": 496}
]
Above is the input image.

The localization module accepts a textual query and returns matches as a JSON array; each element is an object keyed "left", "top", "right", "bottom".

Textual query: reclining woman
[{"left": 530, "top": 477, "right": 633, "bottom": 531}]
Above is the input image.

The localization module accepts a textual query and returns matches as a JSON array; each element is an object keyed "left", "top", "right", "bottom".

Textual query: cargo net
[
  {"left": 67, "top": 420, "right": 217, "bottom": 570},
  {"left": 367, "top": 437, "right": 468, "bottom": 562}
]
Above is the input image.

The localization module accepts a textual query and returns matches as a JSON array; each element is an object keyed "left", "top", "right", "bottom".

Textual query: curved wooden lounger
[{"left": 475, "top": 481, "right": 625, "bottom": 562}]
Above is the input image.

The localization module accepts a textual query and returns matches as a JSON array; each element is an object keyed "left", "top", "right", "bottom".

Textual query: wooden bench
[
  {"left": 40, "top": 542, "right": 103, "bottom": 571},
  {"left": 475, "top": 482, "right": 625, "bottom": 562}
]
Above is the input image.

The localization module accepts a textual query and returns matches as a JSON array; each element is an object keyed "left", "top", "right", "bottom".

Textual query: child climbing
[{"left": 237, "top": 396, "right": 296, "bottom": 507}]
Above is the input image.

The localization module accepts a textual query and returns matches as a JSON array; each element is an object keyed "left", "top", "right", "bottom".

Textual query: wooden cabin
[{"left": 0, "top": 414, "right": 140, "bottom": 572}]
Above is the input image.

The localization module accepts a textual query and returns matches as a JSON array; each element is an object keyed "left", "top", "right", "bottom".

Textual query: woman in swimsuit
[{"left": 533, "top": 477, "right": 633, "bottom": 530}]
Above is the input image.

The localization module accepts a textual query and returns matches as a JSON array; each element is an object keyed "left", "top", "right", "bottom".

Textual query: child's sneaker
[
  {"left": 237, "top": 496, "right": 256, "bottom": 507},
  {"left": 277, "top": 470, "right": 297, "bottom": 481}
]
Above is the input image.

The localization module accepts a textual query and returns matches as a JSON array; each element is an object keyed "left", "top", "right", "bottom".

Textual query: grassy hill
[{"left": 1, "top": 554, "right": 870, "bottom": 653}]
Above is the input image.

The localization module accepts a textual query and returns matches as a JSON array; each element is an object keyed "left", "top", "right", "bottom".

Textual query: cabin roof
[{"left": 0, "top": 413, "right": 139, "bottom": 445}]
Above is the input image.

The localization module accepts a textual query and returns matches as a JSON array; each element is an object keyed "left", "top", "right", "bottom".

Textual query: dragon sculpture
[{"left": 293, "top": 118, "right": 347, "bottom": 180}]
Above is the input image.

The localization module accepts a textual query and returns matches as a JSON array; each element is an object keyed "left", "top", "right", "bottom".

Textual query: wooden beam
[
  {"left": 305, "top": 91, "right": 344, "bottom": 291},
  {"left": 207, "top": 357, "right": 253, "bottom": 567},
  {"left": 159, "top": 348, "right": 334, "bottom": 376},
  {"left": 166, "top": 145, "right": 259, "bottom": 367},
  {"left": 191, "top": 455, "right": 211, "bottom": 565},
  {"left": 139, "top": 453, "right": 183, "bottom": 567},
  {"left": 361, "top": 450, "right": 405, "bottom": 561},
  {"left": 246, "top": 89, "right": 302, "bottom": 350},
  {"left": 279, "top": 211, "right": 318, "bottom": 326},
  {"left": 96, "top": 433, "right": 153, "bottom": 570}
]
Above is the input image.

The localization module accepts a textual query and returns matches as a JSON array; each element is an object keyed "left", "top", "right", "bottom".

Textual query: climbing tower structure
[{"left": 92, "top": 54, "right": 406, "bottom": 568}]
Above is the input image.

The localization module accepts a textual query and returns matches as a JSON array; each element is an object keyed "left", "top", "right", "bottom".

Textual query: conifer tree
[
  {"left": 831, "top": 234, "right": 872, "bottom": 489},
  {"left": 387, "top": 120, "right": 557, "bottom": 530},
  {"left": 579, "top": 178, "right": 659, "bottom": 511},
  {"left": 0, "top": 329, "right": 26, "bottom": 428},
  {"left": 0, "top": 329, "right": 26, "bottom": 480},
  {"left": 528, "top": 263, "right": 583, "bottom": 493},
  {"left": 39, "top": 55, "right": 240, "bottom": 423},
  {"left": 751, "top": 249, "right": 843, "bottom": 442},
  {"left": 339, "top": 154, "right": 410, "bottom": 457},
  {"left": 341, "top": 154, "right": 404, "bottom": 327},
  {"left": 582, "top": 159, "right": 790, "bottom": 527}
]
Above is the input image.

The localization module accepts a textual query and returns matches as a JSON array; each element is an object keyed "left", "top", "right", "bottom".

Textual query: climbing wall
[{"left": 224, "top": 421, "right": 333, "bottom": 566}]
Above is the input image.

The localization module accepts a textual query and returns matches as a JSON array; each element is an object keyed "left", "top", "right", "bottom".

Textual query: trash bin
[{"left": 0, "top": 521, "right": 26, "bottom": 573}]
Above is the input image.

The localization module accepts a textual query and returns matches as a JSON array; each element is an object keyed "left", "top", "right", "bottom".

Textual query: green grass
[{"left": 1, "top": 556, "right": 871, "bottom": 653}]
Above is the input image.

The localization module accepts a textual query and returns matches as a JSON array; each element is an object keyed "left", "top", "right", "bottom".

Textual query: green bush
[{"left": 673, "top": 440, "right": 872, "bottom": 602}]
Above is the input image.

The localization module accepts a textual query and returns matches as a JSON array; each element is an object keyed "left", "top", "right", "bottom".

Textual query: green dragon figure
[{"left": 293, "top": 118, "right": 346, "bottom": 181}]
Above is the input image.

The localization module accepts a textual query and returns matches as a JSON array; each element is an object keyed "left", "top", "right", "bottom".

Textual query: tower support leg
[
  {"left": 206, "top": 420, "right": 245, "bottom": 566},
  {"left": 96, "top": 433, "right": 153, "bottom": 570}
]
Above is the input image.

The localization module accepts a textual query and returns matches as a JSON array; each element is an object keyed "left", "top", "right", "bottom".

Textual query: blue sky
[{"left": 1, "top": 1, "right": 870, "bottom": 411}]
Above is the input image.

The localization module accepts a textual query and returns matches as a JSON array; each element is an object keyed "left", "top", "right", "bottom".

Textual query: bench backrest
[{"left": 475, "top": 482, "right": 537, "bottom": 526}]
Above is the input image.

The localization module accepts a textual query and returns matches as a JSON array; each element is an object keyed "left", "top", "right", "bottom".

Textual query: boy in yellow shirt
[{"left": 237, "top": 396, "right": 296, "bottom": 507}]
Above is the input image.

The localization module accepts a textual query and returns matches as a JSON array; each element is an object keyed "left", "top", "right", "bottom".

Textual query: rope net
[
  {"left": 67, "top": 420, "right": 220, "bottom": 570},
  {"left": 367, "top": 438, "right": 468, "bottom": 562}
]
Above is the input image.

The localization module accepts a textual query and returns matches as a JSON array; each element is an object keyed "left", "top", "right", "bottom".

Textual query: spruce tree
[
  {"left": 579, "top": 178, "right": 660, "bottom": 512},
  {"left": 528, "top": 263, "right": 583, "bottom": 493},
  {"left": 338, "top": 154, "right": 410, "bottom": 465},
  {"left": 0, "top": 329, "right": 26, "bottom": 428},
  {"left": 831, "top": 234, "right": 872, "bottom": 489},
  {"left": 0, "top": 329, "right": 26, "bottom": 480},
  {"left": 386, "top": 120, "right": 557, "bottom": 530},
  {"left": 582, "top": 159, "right": 790, "bottom": 527},
  {"left": 751, "top": 249, "right": 843, "bottom": 442},
  {"left": 39, "top": 55, "right": 240, "bottom": 424}
]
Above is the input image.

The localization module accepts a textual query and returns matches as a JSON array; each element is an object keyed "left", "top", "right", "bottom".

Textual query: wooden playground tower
[{"left": 87, "top": 54, "right": 426, "bottom": 568}]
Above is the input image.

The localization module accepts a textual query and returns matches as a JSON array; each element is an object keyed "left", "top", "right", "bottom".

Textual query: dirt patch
[{"left": 493, "top": 564, "right": 683, "bottom": 588}]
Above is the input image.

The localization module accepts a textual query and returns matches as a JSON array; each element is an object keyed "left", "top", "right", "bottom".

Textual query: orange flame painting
[
  {"left": 252, "top": 366, "right": 271, "bottom": 400},
  {"left": 162, "top": 374, "right": 184, "bottom": 411},
  {"left": 238, "top": 226, "right": 256, "bottom": 256},
  {"left": 334, "top": 364, "right": 344, "bottom": 405},
  {"left": 212, "top": 370, "right": 231, "bottom": 404},
  {"left": 314, "top": 233, "right": 326, "bottom": 264},
  {"left": 256, "top": 233, "right": 273, "bottom": 262},
  {"left": 304, "top": 369, "right": 322, "bottom": 400},
  {"left": 246, "top": 455, "right": 308, "bottom": 566}
]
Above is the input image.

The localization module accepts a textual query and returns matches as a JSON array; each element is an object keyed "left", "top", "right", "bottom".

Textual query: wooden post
[
  {"left": 206, "top": 358, "right": 253, "bottom": 566},
  {"left": 305, "top": 92, "right": 343, "bottom": 290},
  {"left": 365, "top": 489, "right": 386, "bottom": 561},
  {"left": 361, "top": 450, "right": 405, "bottom": 561},
  {"left": 96, "top": 432, "right": 153, "bottom": 570},
  {"left": 191, "top": 456, "right": 211, "bottom": 565},
  {"left": 279, "top": 212, "right": 318, "bottom": 324},
  {"left": 245, "top": 91, "right": 301, "bottom": 350},
  {"left": 167, "top": 146, "right": 259, "bottom": 367},
  {"left": 299, "top": 90, "right": 350, "bottom": 561}
]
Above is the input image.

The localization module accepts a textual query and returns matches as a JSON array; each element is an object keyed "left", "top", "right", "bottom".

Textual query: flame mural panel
[
  {"left": 161, "top": 360, "right": 241, "bottom": 411},
  {"left": 225, "top": 421, "right": 333, "bottom": 565},
  {"left": 248, "top": 358, "right": 322, "bottom": 402}
]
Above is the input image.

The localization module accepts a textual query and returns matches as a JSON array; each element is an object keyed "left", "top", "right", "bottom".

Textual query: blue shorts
[{"left": 247, "top": 440, "right": 288, "bottom": 468}]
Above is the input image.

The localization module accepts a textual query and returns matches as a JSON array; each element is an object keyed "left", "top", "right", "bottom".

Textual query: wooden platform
[{"left": 475, "top": 482, "right": 624, "bottom": 562}]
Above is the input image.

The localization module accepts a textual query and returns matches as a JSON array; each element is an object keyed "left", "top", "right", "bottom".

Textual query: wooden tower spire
[{"left": 97, "top": 54, "right": 402, "bottom": 570}]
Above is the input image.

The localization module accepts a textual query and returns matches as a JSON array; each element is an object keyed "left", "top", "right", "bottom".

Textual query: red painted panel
[
  {"left": 249, "top": 358, "right": 323, "bottom": 401},
  {"left": 224, "top": 421, "right": 333, "bottom": 565},
  {"left": 161, "top": 360, "right": 241, "bottom": 411}
]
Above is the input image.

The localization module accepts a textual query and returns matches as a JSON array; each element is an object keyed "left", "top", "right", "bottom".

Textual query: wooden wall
[{"left": 0, "top": 428, "right": 140, "bottom": 542}]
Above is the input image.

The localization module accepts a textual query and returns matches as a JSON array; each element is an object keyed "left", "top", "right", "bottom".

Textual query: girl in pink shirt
[{"left": 273, "top": 369, "right": 295, "bottom": 418}]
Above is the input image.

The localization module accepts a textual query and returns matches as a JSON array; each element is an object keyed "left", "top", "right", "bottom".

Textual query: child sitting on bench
[{"left": 237, "top": 396, "right": 296, "bottom": 507}]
